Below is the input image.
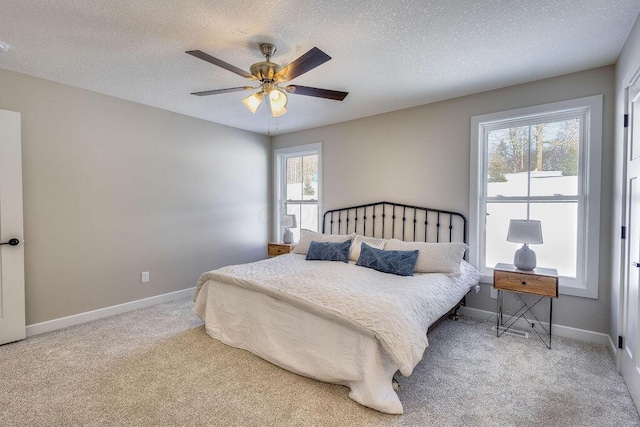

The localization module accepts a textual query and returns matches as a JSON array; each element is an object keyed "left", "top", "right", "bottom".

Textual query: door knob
[
  {"left": 632, "top": 262, "right": 640, "bottom": 268},
  {"left": 0, "top": 238, "right": 19, "bottom": 246}
]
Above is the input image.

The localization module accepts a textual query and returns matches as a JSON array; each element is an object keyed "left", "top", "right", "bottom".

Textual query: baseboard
[
  {"left": 458, "top": 306, "right": 610, "bottom": 346},
  {"left": 608, "top": 334, "right": 618, "bottom": 359},
  {"left": 26, "top": 287, "right": 195, "bottom": 337}
]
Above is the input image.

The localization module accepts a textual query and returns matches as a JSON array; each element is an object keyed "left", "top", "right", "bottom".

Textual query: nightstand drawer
[
  {"left": 268, "top": 243, "right": 294, "bottom": 256},
  {"left": 494, "top": 269, "right": 558, "bottom": 298}
]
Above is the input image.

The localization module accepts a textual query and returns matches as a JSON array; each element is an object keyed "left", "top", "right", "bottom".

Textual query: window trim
[
  {"left": 273, "top": 142, "right": 322, "bottom": 241},
  {"left": 469, "top": 95, "right": 602, "bottom": 299}
]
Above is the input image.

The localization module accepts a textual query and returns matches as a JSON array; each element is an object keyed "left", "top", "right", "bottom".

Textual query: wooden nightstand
[
  {"left": 267, "top": 243, "right": 295, "bottom": 257},
  {"left": 493, "top": 263, "right": 559, "bottom": 349}
]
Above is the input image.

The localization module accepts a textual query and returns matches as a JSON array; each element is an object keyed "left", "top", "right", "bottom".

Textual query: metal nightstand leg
[
  {"left": 495, "top": 292, "right": 552, "bottom": 348},
  {"left": 549, "top": 297, "right": 553, "bottom": 349},
  {"left": 496, "top": 290, "right": 503, "bottom": 336}
]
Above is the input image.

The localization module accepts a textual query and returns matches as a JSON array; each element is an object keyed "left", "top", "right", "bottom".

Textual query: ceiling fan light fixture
[
  {"left": 242, "top": 91, "right": 264, "bottom": 113},
  {"left": 187, "top": 44, "right": 348, "bottom": 119},
  {"left": 269, "top": 89, "right": 288, "bottom": 117}
]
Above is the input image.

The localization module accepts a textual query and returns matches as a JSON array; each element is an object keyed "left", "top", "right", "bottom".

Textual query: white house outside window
[
  {"left": 469, "top": 96, "right": 602, "bottom": 298},
  {"left": 274, "top": 143, "right": 322, "bottom": 242}
]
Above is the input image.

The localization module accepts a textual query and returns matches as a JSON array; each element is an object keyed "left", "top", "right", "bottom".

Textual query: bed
[{"left": 193, "top": 201, "right": 481, "bottom": 414}]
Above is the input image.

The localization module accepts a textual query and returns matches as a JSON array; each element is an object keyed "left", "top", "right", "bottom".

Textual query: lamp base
[
  {"left": 283, "top": 228, "right": 293, "bottom": 244},
  {"left": 514, "top": 244, "right": 537, "bottom": 270}
]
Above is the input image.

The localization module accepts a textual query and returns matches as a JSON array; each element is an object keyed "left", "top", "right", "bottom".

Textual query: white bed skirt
[{"left": 194, "top": 279, "right": 403, "bottom": 414}]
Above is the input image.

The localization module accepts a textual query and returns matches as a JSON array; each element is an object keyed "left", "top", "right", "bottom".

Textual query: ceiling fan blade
[
  {"left": 285, "top": 85, "right": 348, "bottom": 101},
  {"left": 275, "top": 47, "right": 331, "bottom": 82},
  {"left": 191, "top": 86, "right": 254, "bottom": 96},
  {"left": 186, "top": 50, "right": 255, "bottom": 80}
]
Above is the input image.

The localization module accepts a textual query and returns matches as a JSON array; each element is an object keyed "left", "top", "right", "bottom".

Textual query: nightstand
[
  {"left": 267, "top": 242, "right": 295, "bottom": 257},
  {"left": 493, "top": 263, "right": 559, "bottom": 349}
]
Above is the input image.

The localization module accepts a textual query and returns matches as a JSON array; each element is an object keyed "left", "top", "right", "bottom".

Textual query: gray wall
[
  {"left": 611, "top": 15, "right": 640, "bottom": 344},
  {"left": 0, "top": 68, "right": 270, "bottom": 325},
  {"left": 273, "top": 66, "right": 615, "bottom": 334}
]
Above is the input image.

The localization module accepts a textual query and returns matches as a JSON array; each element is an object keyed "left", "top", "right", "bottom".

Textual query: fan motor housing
[{"left": 250, "top": 61, "right": 282, "bottom": 82}]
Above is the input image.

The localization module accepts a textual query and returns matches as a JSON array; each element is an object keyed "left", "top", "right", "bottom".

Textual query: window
[
  {"left": 274, "top": 143, "right": 322, "bottom": 242},
  {"left": 469, "top": 96, "right": 602, "bottom": 298}
]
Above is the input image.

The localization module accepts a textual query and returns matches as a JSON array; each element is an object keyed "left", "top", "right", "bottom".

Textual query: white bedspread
[{"left": 194, "top": 254, "right": 480, "bottom": 376}]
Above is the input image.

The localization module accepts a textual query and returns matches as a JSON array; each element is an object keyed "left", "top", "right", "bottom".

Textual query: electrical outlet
[
  {"left": 490, "top": 287, "right": 498, "bottom": 299},
  {"left": 141, "top": 271, "right": 149, "bottom": 283}
]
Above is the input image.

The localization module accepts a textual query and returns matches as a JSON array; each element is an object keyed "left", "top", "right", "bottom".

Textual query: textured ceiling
[{"left": 0, "top": 0, "right": 638, "bottom": 135}]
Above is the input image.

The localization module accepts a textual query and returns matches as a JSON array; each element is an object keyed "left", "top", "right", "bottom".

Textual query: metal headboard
[{"left": 322, "top": 201, "right": 467, "bottom": 244}]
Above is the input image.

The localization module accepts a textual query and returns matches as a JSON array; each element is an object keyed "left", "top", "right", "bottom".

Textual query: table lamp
[
  {"left": 281, "top": 214, "right": 297, "bottom": 244},
  {"left": 507, "top": 219, "right": 543, "bottom": 270}
]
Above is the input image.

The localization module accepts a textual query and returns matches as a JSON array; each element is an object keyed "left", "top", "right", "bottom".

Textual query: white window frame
[
  {"left": 273, "top": 142, "right": 322, "bottom": 241},
  {"left": 469, "top": 95, "right": 602, "bottom": 299}
]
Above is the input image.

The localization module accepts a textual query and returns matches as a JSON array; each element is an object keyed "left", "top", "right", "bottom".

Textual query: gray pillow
[
  {"left": 305, "top": 240, "right": 352, "bottom": 263},
  {"left": 356, "top": 243, "right": 418, "bottom": 276}
]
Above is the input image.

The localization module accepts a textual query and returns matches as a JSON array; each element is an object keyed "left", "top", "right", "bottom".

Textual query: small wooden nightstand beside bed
[
  {"left": 267, "top": 242, "right": 295, "bottom": 257},
  {"left": 493, "top": 263, "right": 558, "bottom": 349}
]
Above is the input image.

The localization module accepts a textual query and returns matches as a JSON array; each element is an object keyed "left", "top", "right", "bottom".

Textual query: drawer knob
[{"left": 521, "top": 281, "right": 526, "bottom": 285}]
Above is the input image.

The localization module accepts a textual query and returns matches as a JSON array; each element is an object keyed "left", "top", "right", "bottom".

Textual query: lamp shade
[
  {"left": 269, "top": 89, "right": 288, "bottom": 117},
  {"left": 280, "top": 214, "right": 297, "bottom": 229},
  {"left": 507, "top": 220, "right": 543, "bottom": 244},
  {"left": 242, "top": 92, "right": 263, "bottom": 113}
]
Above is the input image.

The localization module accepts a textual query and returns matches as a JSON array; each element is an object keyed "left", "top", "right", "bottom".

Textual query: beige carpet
[{"left": 0, "top": 297, "right": 638, "bottom": 426}]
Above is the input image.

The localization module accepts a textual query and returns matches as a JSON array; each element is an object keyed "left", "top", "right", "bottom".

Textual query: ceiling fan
[{"left": 186, "top": 43, "right": 348, "bottom": 117}]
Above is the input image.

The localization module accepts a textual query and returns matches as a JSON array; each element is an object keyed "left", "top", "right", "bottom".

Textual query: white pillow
[
  {"left": 384, "top": 239, "right": 468, "bottom": 274},
  {"left": 292, "top": 231, "right": 354, "bottom": 255},
  {"left": 322, "top": 233, "right": 356, "bottom": 243},
  {"left": 349, "top": 235, "right": 388, "bottom": 262},
  {"left": 291, "top": 231, "right": 320, "bottom": 255}
]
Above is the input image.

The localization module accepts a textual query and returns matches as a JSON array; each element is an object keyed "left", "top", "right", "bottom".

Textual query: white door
[
  {"left": 623, "top": 86, "right": 640, "bottom": 406},
  {"left": 0, "top": 109, "right": 25, "bottom": 345}
]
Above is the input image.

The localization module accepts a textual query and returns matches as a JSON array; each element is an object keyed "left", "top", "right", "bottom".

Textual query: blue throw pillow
[
  {"left": 356, "top": 243, "right": 419, "bottom": 276},
  {"left": 306, "top": 240, "right": 352, "bottom": 263}
]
